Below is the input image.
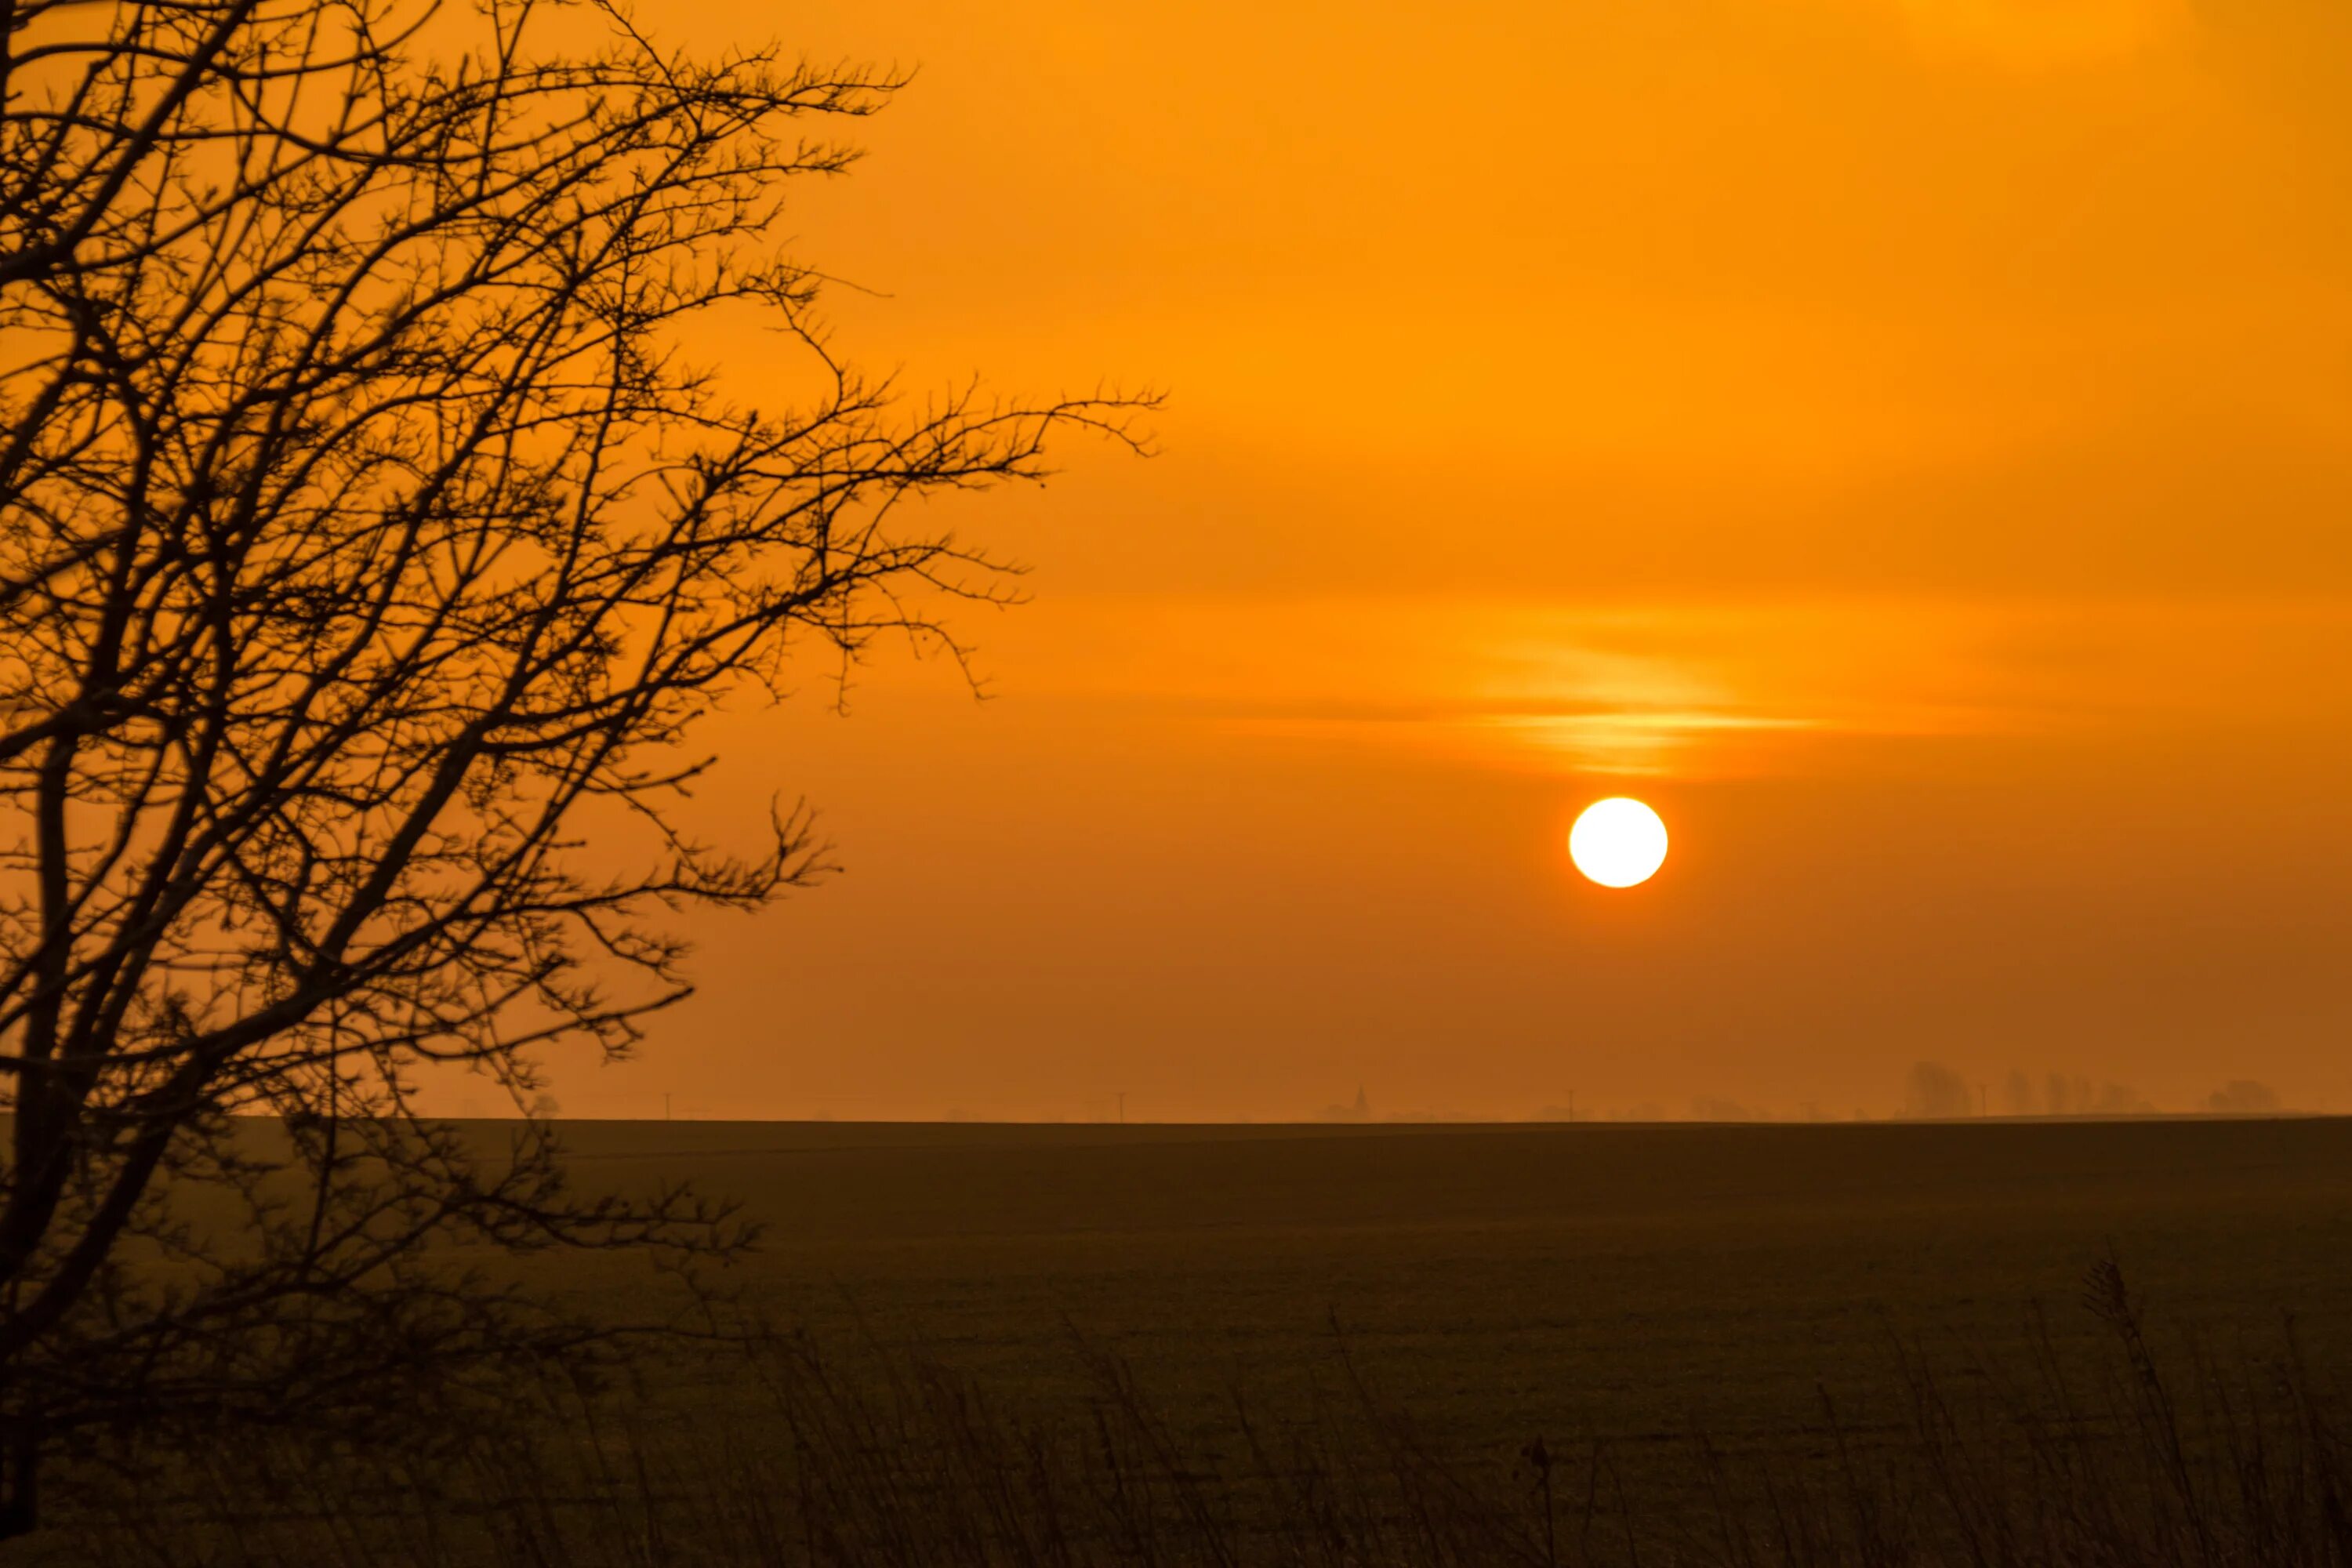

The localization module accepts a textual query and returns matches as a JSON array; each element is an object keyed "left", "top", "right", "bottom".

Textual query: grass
[
  {"left": 34, "top": 1257, "right": 2352, "bottom": 1566},
  {"left": 518, "top": 1117, "right": 2352, "bottom": 1484},
  {"left": 31, "top": 1118, "right": 2352, "bottom": 1564}
]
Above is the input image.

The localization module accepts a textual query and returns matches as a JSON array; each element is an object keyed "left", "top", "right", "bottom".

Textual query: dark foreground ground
[
  {"left": 52, "top": 1115, "right": 2352, "bottom": 1565},
  {"left": 540, "top": 1114, "right": 2352, "bottom": 1454}
]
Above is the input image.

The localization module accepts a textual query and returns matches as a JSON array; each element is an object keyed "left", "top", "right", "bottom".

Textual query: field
[
  {"left": 56, "top": 1116, "right": 2352, "bottom": 1564},
  {"left": 546, "top": 1115, "right": 2352, "bottom": 1442}
]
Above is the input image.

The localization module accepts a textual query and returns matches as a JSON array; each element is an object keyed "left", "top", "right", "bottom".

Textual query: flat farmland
[{"left": 533, "top": 1116, "right": 2352, "bottom": 1468}]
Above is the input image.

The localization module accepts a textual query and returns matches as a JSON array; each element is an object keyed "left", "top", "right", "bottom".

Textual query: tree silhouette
[
  {"left": 0, "top": 0, "right": 1145, "bottom": 1532},
  {"left": 1903, "top": 1060, "right": 1973, "bottom": 1120}
]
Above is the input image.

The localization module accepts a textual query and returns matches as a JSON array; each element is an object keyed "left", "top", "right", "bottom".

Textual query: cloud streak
[{"left": 987, "top": 593, "right": 2352, "bottom": 779}]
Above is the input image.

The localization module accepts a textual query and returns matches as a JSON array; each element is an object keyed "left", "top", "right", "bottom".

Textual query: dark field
[
  {"left": 543, "top": 1114, "right": 2352, "bottom": 1446},
  {"left": 62, "top": 1116, "right": 2352, "bottom": 1565}
]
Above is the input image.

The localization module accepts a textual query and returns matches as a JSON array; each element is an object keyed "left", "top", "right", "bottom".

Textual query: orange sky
[{"left": 531, "top": 0, "right": 2352, "bottom": 1122}]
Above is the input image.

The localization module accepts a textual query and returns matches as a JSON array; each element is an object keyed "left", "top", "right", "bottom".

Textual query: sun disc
[{"left": 1569, "top": 798, "right": 1669, "bottom": 888}]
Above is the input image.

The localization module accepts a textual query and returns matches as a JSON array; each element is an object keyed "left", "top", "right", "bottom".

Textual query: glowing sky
[{"left": 532, "top": 0, "right": 2352, "bottom": 1121}]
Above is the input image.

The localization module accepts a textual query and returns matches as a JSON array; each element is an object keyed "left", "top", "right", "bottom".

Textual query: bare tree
[
  {"left": 0, "top": 0, "right": 1145, "bottom": 1532},
  {"left": 1903, "top": 1060, "right": 1972, "bottom": 1120}
]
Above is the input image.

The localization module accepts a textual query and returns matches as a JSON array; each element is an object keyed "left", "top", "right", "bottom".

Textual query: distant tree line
[{"left": 1904, "top": 1062, "right": 2285, "bottom": 1120}]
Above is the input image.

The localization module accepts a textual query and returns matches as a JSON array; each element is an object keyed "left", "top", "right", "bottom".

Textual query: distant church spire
[{"left": 1354, "top": 1085, "right": 1369, "bottom": 1117}]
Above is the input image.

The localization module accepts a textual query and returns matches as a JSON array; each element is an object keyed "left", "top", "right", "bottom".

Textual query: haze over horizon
[{"left": 524, "top": 0, "right": 2352, "bottom": 1124}]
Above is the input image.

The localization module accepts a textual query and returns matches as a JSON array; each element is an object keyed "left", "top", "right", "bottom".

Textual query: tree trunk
[{"left": 0, "top": 1417, "right": 40, "bottom": 1541}]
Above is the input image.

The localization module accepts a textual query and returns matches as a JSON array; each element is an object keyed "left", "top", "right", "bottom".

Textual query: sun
[{"left": 1569, "top": 797, "right": 1669, "bottom": 888}]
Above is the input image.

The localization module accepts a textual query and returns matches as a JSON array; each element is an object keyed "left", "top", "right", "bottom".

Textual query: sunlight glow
[{"left": 1569, "top": 798, "right": 1671, "bottom": 888}]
